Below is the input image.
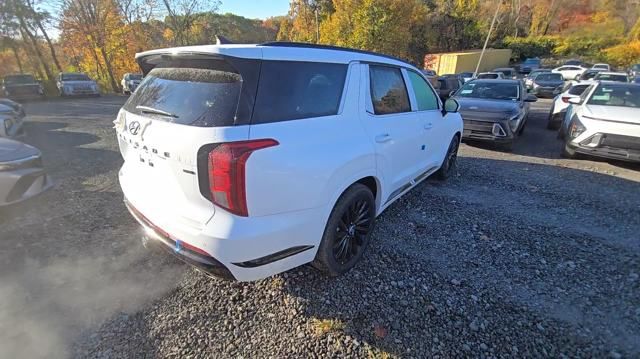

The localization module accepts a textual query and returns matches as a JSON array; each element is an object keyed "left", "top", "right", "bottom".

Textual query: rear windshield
[
  {"left": 477, "top": 73, "right": 498, "bottom": 79},
  {"left": 581, "top": 71, "right": 599, "bottom": 80},
  {"left": 252, "top": 61, "right": 347, "bottom": 124},
  {"left": 4, "top": 75, "right": 36, "bottom": 84},
  {"left": 594, "top": 74, "right": 628, "bottom": 82},
  {"left": 588, "top": 84, "right": 640, "bottom": 108},
  {"left": 62, "top": 74, "right": 91, "bottom": 81},
  {"left": 535, "top": 73, "right": 563, "bottom": 81},
  {"left": 459, "top": 81, "right": 520, "bottom": 101},
  {"left": 568, "top": 84, "right": 589, "bottom": 95},
  {"left": 123, "top": 66, "right": 241, "bottom": 127}
]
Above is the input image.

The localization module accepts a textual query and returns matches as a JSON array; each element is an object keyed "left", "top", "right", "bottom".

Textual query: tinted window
[
  {"left": 408, "top": 71, "right": 438, "bottom": 111},
  {"left": 477, "top": 73, "right": 499, "bottom": 79},
  {"left": 535, "top": 73, "right": 563, "bottom": 81},
  {"left": 594, "top": 74, "right": 628, "bottom": 82},
  {"left": 369, "top": 66, "right": 410, "bottom": 115},
  {"left": 253, "top": 61, "right": 347, "bottom": 124},
  {"left": 587, "top": 84, "right": 640, "bottom": 108},
  {"left": 62, "top": 74, "right": 91, "bottom": 81},
  {"left": 581, "top": 71, "right": 599, "bottom": 80},
  {"left": 568, "top": 84, "right": 589, "bottom": 95},
  {"left": 458, "top": 81, "right": 520, "bottom": 101},
  {"left": 4, "top": 75, "right": 36, "bottom": 84},
  {"left": 123, "top": 64, "right": 241, "bottom": 127}
]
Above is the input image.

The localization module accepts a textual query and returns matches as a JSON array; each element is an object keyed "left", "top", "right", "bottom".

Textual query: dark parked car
[
  {"left": 578, "top": 69, "right": 604, "bottom": 81},
  {"left": 519, "top": 58, "right": 541, "bottom": 74},
  {"left": 0, "top": 137, "right": 53, "bottom": 206},
  {"left": 435, "top": 76, "right": 463, "bottom": 100},
  {"left": 1, "top": 74, "right": 44, "bottom": 100},
  {"left": 452, "top": 79, "right": 537, "bottom": 151},
  {"left": 458, "top": 72, "right": 474, "bottom": 82},
  {"left": 531, "top": 73, "right": 565, "bottom": 98},
  {"left": 564, "top": 59, "right": 583, "bottom": 66},
  {"left": 493, "top": 67, "right": 518, "bottom": 79}
]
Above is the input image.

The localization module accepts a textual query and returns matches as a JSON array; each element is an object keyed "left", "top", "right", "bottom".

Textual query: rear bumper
[
  {"left": 533, "top": 87, "right": 557, "bottom": 98},
  {"left": 125, "top": 200, "right": 236, "bottom": 280}
]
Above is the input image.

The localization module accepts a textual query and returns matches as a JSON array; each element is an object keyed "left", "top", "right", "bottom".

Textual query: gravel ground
[{"left": 0, "top": 96, "right": 639, "bottom": 358}]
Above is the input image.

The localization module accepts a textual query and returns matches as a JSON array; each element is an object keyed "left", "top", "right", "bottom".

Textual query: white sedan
[
  {"left": 561, "top": 82, "right": 640, "bottom": 162},
  {"left": 552, "top": 65, "right": 587, "bottom": 81}
]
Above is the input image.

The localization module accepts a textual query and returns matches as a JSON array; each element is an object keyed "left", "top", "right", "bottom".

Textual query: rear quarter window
[{"left": 252, "top": 61, "right": 348, "bottom": 124}]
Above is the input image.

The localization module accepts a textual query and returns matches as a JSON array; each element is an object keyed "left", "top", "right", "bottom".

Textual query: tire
[
  {"left": 435, "top": 135, "right": 460, "bottom": 181},
  {"left": 500, "top": 141, "right": 514, "bottom": 152},
  {"left": 561, "top": 142, "right": 578, "bottom": 159},
  {"left": 312, "top": 183, "right": 376, "bottom": 277}
]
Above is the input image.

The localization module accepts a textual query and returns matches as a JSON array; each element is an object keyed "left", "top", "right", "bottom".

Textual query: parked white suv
[{"left": 115, "top": 42, "right": 463, "bottom": 281}]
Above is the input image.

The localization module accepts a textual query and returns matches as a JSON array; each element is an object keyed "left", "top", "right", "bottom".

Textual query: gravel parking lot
[{"left": 1, "top": 96, "right": 639, "bottom": 358}]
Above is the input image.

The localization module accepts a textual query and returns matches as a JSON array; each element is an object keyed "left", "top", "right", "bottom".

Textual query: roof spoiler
[{"left": 216, "top": 35, "right": 233, "bottom": 45}]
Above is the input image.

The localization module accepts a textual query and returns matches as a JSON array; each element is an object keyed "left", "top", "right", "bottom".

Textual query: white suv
[{"left": 115, "top": 42, "right": 463, "bottom": 281}]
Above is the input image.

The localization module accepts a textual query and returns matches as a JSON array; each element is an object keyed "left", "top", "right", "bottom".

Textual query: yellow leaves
[
  {"left": 163, "top": 28, "right": 175, "bottom": 42},
  {"left": 604, "top": 40, "right": 640, "bottom": 68}
]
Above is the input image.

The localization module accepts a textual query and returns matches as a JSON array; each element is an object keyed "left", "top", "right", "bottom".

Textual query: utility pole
[
  {"left": 475, "top": 2, "right": 501, "bottom": 76},
  {"left": 315, "top": 7, "right": 320, "bottom": 43}
]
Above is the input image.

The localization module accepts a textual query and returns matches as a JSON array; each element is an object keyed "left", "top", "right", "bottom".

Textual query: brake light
[
  {"left": 561, "top": 96, "right": 571, "bottom": 103},
  {"left": 208, "top": 139, "right": 278, "bottom": 216}
]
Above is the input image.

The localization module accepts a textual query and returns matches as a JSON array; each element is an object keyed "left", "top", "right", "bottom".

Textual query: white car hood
[{"left": 583, "top": 105, "right": 640, "bottom": 125}]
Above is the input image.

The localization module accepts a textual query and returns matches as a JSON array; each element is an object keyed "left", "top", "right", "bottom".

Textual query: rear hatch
[{"left": 116, "top": 52, "right": 260, "bottom": 228}]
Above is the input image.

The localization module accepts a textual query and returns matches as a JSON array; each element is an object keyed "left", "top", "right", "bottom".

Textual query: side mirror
[
  {"left": 444, "top": 98, "right": 460, "bottom": 113},
  {"left": 568, "top": 97, "right": 581, "bottom": 105},
  {"left": 525, "top": 94, "right": 538, "bottom": 102}
]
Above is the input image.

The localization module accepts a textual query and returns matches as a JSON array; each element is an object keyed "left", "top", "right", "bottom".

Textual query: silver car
[
  {"left": 0, "top": 98, "right": 26, "bottom": 138},
  {"left": 0, "top": 138, "right": 52, "bottom": 206},
  {"left": 56, "top": 72, "right": 100, "bottom": 97}
]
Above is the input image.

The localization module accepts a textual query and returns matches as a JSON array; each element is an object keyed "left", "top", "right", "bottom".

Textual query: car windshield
[
  {"left": 4, "top": 74, "right": 36, "bottom": 85},
  {"left": 458, "top": 81, "right": 519, "bottom": 100},
  {"left": 593, "top": 65, "right": 608, "bottom": 69},
  {"left": 495, "top": 69, "right": 512, "bottom": 75},
  {"left": 535, "top": 73, "right": 563, "bottom": 81},
  {"left": 594, "top": 74, "right": 628, "bottom": 82},
  {"left": 587, "top": 84, "right": 640, "bottom": 108},
  {"left": 128, "top": 74, "right": 143, "bottom": 80},
  {"left": 477, "top": 73, "right": 498, "bottom": 79},
  {"left": 62, "top": 74, "right": 91, "bottom": 81},
  {"left": 460, "top": 72, "right": 473, "bottom": 77},
  {"left": 581, "top": 71, "right": 599, "bottom": 80}
]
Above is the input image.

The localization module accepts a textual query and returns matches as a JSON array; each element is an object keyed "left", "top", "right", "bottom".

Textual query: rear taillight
[
  {"left": 561, "top": 96, "right": 571, "bottom": 103},
  {"left": 207, "top": 139, "right": 278, "bottom": 216}
]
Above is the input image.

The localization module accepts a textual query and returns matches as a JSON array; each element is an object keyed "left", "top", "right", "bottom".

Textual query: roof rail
[{"left": 258, "top": 41, "right": 415, "bottom": 67}]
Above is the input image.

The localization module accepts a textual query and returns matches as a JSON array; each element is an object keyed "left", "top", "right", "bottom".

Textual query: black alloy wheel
[
  {"left": 436, "top": 135, "right": 459, "bottom": 180},
  {"left": 333, "top": 199, "right": 371, "bottom": 265},
  {"left": 313, "top": 183, "right": 376, "bottom": 276}
]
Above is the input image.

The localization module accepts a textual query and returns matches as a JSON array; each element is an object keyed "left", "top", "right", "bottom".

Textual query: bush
[
  {"left": 553, "top": 35, "right": 621, "bottom": 59},
  {"left": 501, "top": 36, "right": 558, "bottom": 61},
  {"left": 604, "top": 41, "right": 640, "bottom": 68}
]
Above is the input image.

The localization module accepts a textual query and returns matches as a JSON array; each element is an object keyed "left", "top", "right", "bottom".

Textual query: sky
[{"left": 219, "top": 0, "right": 290, "bottom": 19}]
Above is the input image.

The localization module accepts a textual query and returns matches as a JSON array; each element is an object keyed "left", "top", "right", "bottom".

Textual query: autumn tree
[{"left": 160, "top": 0, "right": 220, "bottom": 45}]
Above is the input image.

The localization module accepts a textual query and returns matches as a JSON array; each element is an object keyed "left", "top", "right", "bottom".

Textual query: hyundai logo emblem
[{"left": 129, "top": 121, "right": 141, "bottom": 135}]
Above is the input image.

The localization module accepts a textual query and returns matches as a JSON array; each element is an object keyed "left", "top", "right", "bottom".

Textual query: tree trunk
[
  {"left": 9, "top": 41, "right": 24, "bottom": 72},
  {"left": 35, "top": 20, "right": 62, "bottom": 72},
  {"left": 17, "top": 17, "right": 53, "bottom": 81},
  {"left": 98, "top": 46, "right": 120, "bottom": 92}
]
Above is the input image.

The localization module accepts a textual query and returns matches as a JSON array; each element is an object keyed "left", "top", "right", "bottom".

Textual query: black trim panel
[{"left": 232, "top": 245, "right": 314, "bottom": 268}]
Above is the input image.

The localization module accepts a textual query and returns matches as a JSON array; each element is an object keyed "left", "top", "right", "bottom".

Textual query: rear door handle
[
  {"left": 424, "top": 123, "right": 433, "bottom": 130},
  {"left": 375, "top": 134, "right": 392, "bottom": 143}
]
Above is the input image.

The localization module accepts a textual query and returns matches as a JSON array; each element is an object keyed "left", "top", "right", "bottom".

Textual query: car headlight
[{"left": 568, "top": 115, "right": 586, "bottom": 139}]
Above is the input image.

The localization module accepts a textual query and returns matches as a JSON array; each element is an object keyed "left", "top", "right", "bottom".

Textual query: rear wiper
[{"left": 136, "top": 105, "right": 178, "bottom": 118}]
